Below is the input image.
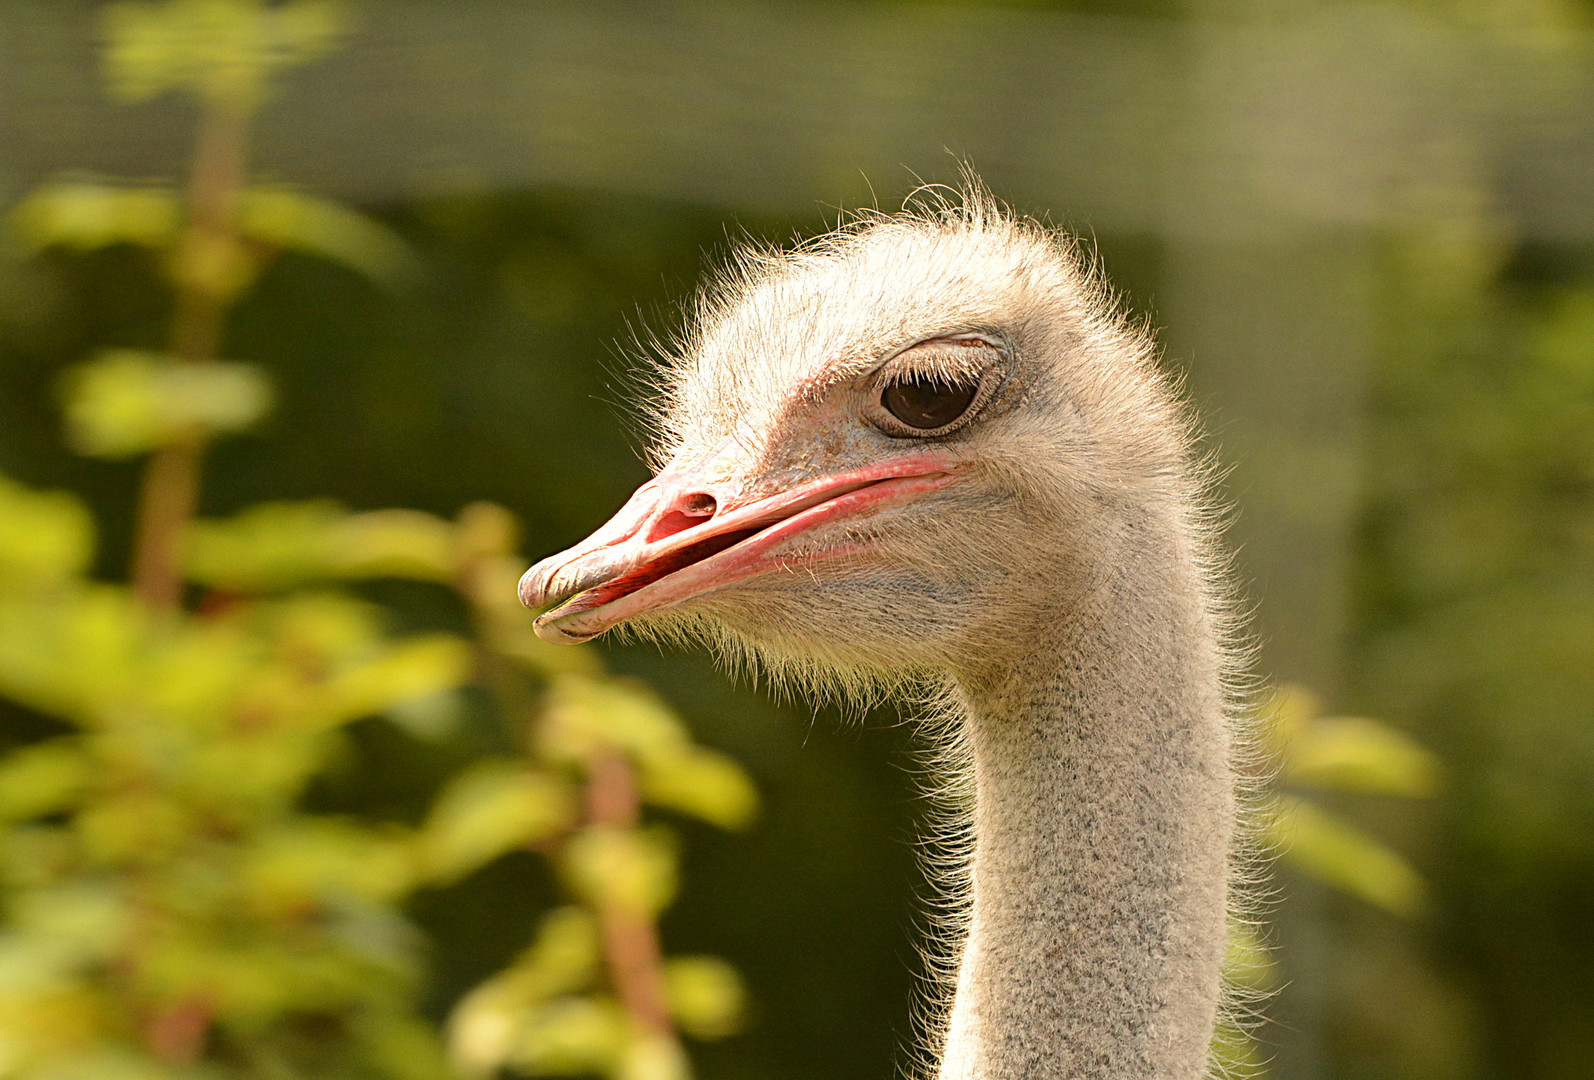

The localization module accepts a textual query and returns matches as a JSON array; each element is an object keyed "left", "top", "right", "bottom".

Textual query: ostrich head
[{"left": 520, "top": 194, "right": 1190, "bottom": 685}]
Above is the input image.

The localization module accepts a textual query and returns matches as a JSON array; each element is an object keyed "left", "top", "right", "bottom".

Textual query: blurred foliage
[
  {"left": 1213, "top": 689, "right": 1439, "bottom": 1079},
  {"left": 0, "top": 5, "right": 754, "bottom": 1080},
  {"left": 1264, "top": 687, "right": 1439, "bottom": 920},
  {"left": 1350, "top": 189, "right": 1594, "bottom": 1077}
]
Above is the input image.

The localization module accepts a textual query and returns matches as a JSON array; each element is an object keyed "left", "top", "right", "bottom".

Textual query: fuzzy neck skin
[{"left": 937, "top": 524, "right": 1232, "bottom": 1080}]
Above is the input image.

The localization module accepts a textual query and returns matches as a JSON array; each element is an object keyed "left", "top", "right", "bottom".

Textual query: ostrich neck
[{"left": 938, "top": 536, "right": 1232, "bottom": 1080}]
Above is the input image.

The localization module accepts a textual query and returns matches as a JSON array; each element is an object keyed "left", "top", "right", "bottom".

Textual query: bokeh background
[{"left": 1, "top": 2, "right": 1592, "bottom": 1079}]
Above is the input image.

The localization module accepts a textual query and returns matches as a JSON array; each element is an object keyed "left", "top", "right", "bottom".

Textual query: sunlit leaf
[
  {"left": 8, "top": 1044, "right": 180, "bottom": 1080},
  {"left": 1221, "top": 920, "right": 1275, "bottom": 992},
  {"left": 1285, "top": 716, "right": 1441, "bottom": 798},
  {"left": 245, "top": 821, "right": 416, "bottom": 914},
  {"left": 541, "top": 675, "right": 689, "bottom": 767},
  {"left": 0, "top": 475, "right": 95, "bottom": 587},
  {"left": 0, "top": 740, "right": 92, "bottom": 823},
  {"left": 418, "top": 762, "right": 575, "bottom": 884},
  {"left": 76, "top": 791, "right": 195, "bottom": 865},
  {"left": 324, "top": 895, "right": 426, "bottom": 978},
  {"left": 0, "top": 826, "right": 79, "bottom": 890},
  {"left": 616, "top": 1031, "right": 690, "bottom": 1080},
  {"left": 302, "top": 633, "right": 471, "bottom": 733},
  {"left": 102, "top": 0, "right": 349, "bottom": 107},
  {"left": 446, "top": 909, "right": 602, "bottom": 1077},
  {"left": 0, "top": 586, "right": 145, "bottom": 724},
  {"left": 1210, "top": 1017, "right": 1267, "bottom": 1080},
  {"left": 10, "top": 182, "right": 180, "bottom": 252},
  {"left": 663, "top": 956, "right": 745, "bottom": 1039},
  {"left": 507, "top": 997, "right": 627, "bottom": 1076},
  {"left": 62, "top": 350, "right": 274, "bottom": 458},
  {"left": 562, "top": 825, "right": 677, "bottom": 918},
  {"left": 385, "top": 688, "right": 464, "bottom": 742},
  {"left": 351, "top": 1010, "right": 452, "bottom": 1080},
  {"left": 639, "top": 746, "right": 757, "bottom": 831},
  {"left": 185, "top": 501, "right": 457, "bottom": 590},
  {"left": 1268, "top": 796, "right": 1430, "bottom": 917},
  {"left": 9, "top": 881, "right": 129, "bottom": 969},
  {"left": 168, "top": 228, "right": 259, "bottom": 301},
  {"left": 240, "top": 187, "right": 419, "bottom": 287}
]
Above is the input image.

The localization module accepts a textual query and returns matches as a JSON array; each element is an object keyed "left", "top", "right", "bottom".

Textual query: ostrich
[{"left": 519, "top": 190, "right": 1244, "bottom": 1080}]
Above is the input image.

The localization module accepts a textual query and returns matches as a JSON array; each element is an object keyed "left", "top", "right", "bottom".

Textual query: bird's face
[{"left": 521, "top": 221, "right": 1128, "bottom": 675}]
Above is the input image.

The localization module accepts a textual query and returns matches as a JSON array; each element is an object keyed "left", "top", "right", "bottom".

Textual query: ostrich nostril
[
  {"left": 645, "top": 492, "right": 719, "bottom": 543},
  {"left": 682, "top": 493, "right": 717, "bottom": 517}
]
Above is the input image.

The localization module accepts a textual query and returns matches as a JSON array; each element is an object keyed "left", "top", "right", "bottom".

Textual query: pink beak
[{"left": 520, "top": 446, "right": 959, "bottom": 643}]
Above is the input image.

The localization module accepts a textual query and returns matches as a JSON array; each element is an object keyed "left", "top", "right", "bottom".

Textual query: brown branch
[
  {"left": 130, "top": 99, "right": 250, "bottom": 611},
  {"left": 585, "top": 751, "right": 675, "bottom": 1038}
]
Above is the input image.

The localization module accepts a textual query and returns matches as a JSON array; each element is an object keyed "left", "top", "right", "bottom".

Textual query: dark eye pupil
[{"left": 881, "top": 375, "right": 979, "bottom": 431}]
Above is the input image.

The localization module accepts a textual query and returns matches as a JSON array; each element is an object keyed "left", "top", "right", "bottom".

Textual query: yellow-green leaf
[
  {"left": 507, "top": 997, "right": 627, "bottom": 1077},
  {"left": 418, "top": 762, "right": 575, "bottom": 884},
  {"left": 446, "top": 909, "right": 604, "bottom": 1078},
  {"left": 62, "top": 350, "right": 274, "bottom": 458},
  {"left": 0, "top": 741, "right": 92, "bottom": 823},
  {"left": 562, "top": 825, "right": 677, "bottom": 918},
  {"left": 664, "top": 956, "right": 746, "bottom": 1040},
  {"left": 102, "top": 0, "right": 349, "bottom": 107},
  {"left": 1269, "top": 796, "right": 1429, "bottom": 917},
  {"left": 11, "top": 182, "right": 180, "bottom": 252},
  {"left": 245, "top": 821, "right": 416, "bottom": 913},
  {"left": 1286, "top": 717, "right": 1441, "bottom": 798},
  {"left": 0, "top": 475, "right": 95, "bottom": 588},
  {"left": 639, "top": 746, "right": 758, "bottom": 831},
  {"left": 240, "top": 187, "right": 418, "bottom": 287},
  {"left": 185, "top": 501, "right": 457, "bottom": 591},
  {"left": 616, "top": 1031, "right": 690, "bottom": 1080},
  {"left": 317, "top": 634, "right": 472, "bottom": 729},
  {"left": 541, "top": 675, "right": 688, "bottom": 766}
]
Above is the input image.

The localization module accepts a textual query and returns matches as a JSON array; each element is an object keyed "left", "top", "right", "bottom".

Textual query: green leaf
[
  {"left": 615, "top": 1032, "right": 690, "bottom": 1080},
  {"left": 562, "top": 825, "right": 677, "bottom": 918},
  {"left": 102, "top": 0, "right": 349, "bottom": 107},
  {"left": 507, "top": 997, "right": 627, "bottom": 1077},
  {"left": 62, "top": 350, "right": 274, "bottom": 458},
  {"left": 240, "top": 187, "right": 418, "bottom": 286},
  {"left": 352, "top": 1011, "right": 452, "bottom": 1080},
  {"left": 663, "top": 956, "right": 746, "bottom": 1040},
  {"left": 185, "top": 502, "right": 458, "bottom": 590},
  {"left": 418, "top": 762, "right": 574, "bottom": 884},
  {"left": 10, "top": 881, "right": 130, "bottom": 968},
  {"left": 245, "top": 821, "right": 416, "bottom": 913},
  {"left": 1269, "top": 796, "right": 1430, "bottom": 917},
  {"left": 446, "top": 908, "right": 604, "bottom": 1077},
  {"left": 1285, "top": 716, "right": 1441, "bottom": 798},
  {"left": 639, "top": 746, "right": 758, "bottom": 831},
  {"left": 0, "top": 586, "right": 144, "bottom": 724},
  {"left": 0, "top": 740, "right": 92, "bottom": 823},
  {"left": 10, "top": 182, "right": 180, "bottom": 252},
  {"left": 316, "top": 634, "right": 473, "bottom": 729},
  {"left": 0, "top": 474, "right": 95, "bottom": 587},
  {"left": 1221, "top": 920, "right": 1275, "bottom": 991},
  {"left": 541, "top": 675, "right": 689, "bottom": 766}
]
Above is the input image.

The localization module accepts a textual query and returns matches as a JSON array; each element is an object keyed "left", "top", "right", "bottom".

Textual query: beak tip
[
  {"left": 517, "top": 562, "right": 550, "bottom": 609},
  {"left": 532, "top": 610, "right": 600, "bottom": 645}
]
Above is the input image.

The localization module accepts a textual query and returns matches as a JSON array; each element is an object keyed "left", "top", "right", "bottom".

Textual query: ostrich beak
[{"left": 519, "top": 449, "right": 958, "bottom": 643}]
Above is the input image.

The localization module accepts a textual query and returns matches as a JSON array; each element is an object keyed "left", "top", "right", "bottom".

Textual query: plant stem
[
  {"left": 586, "top": 751, "right": 676, "bottom": 1039},
  {"left": 130, "top": 97, "right": 249, "bottom": 611}
]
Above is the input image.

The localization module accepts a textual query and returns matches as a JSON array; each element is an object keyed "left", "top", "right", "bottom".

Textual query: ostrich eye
[{"left": 880, "top": 374, "right": 980, "bottom": 431}]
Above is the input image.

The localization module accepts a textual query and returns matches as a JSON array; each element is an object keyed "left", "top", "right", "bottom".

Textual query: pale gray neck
[{"left": 937, "top": 531, "right": 1232, "bottom": 1080}]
